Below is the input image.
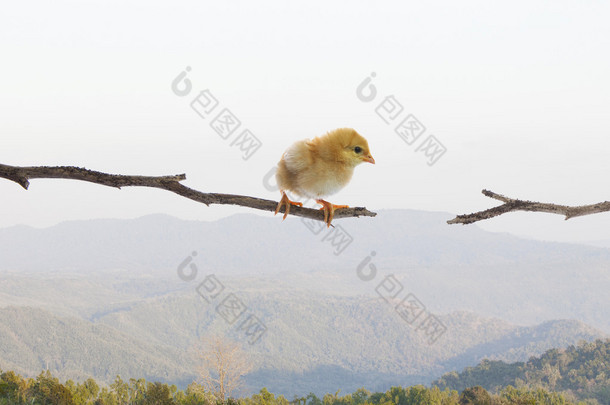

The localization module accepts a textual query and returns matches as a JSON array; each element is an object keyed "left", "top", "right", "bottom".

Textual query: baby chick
[{"left": 274, "top": 128, "right": 375, "bottom": 227}]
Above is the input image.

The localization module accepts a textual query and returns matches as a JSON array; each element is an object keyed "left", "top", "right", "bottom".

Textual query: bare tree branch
[
  {"left": 197, "top": 335, "right": 252, "bottom": 400},
  {"left": 448, "top": 189, "right": 610, "bottom": 225},
  {"left": 0, "top": 163, "right": 376, "bottom": 223}
]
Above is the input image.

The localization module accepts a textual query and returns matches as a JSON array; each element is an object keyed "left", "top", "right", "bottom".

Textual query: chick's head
[{"left": 319, "top": 128, "right": 375, "bottom": 167}]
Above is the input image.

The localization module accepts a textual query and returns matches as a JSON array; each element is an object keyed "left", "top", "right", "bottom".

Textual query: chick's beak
[{"left": 364, "top": 154, "right": 375, "bottom": 164}]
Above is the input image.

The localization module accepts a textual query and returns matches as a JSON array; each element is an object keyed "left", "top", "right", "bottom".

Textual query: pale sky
[{"left": 1, "top": 1, "right": 609, "bottom": 244}]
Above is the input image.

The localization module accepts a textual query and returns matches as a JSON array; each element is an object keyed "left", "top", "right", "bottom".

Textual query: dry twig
[
  {"left": 0, "top": 163, "right": 376, "bottom": 223},
  {"left": 448, "top": 189, "right": 610, "bottom": 225}
]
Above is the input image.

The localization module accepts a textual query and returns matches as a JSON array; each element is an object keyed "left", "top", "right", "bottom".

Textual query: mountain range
[{"left": 0, "top": 210, "right": 608, "bottom": 395}]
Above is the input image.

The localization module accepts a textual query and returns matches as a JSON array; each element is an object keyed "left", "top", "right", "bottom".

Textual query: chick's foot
[
  {"left": 274, "top": 192, "right": 303, "bottom": 220},
  {"left": 316, "top": 199, "right": 349, "bottom": 228}
]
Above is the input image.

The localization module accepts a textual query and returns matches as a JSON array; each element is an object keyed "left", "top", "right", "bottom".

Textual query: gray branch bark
[
  {"left": 0, "top": 163, "right": 376, "bottom": 223},
  {"left": 448, "top": 189, "right": 610, "bottom": 225}
]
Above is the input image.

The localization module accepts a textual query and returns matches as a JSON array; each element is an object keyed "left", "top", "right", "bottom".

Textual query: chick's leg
[
  {"left": 274, "top": 191, "right": 303, "bottom": 220},
  {"left": 316, "top": 199, "right": 349, "bottom": 228}
]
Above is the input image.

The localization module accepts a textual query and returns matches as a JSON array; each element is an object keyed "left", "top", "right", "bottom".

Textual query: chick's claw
[
  {"left": 274, "top": 192, "right": 303, "bottom": 220},
  {"left": 316, "top": 199, "right": 349, "bottom": 228}
]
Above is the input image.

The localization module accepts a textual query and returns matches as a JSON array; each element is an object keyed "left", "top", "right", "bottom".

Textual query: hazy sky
[{"left": 1, "top": 1, "right": 609, "bottom": 243}]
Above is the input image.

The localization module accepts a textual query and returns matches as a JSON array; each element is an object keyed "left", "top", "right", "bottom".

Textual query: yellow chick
[{"left": 274, "top": 128, "right": 375, "bottom": 227}]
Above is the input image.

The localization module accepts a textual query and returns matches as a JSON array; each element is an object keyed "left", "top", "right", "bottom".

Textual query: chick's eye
[{"left": 354, "top": 146, "right": 362, "bottom": 154}]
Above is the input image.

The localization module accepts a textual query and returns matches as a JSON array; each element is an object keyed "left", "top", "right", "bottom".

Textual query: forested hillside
[
  {"left": 0, "top": 304, "right": 605, "bottom": 395},
  {"left": 434, "top": 339, "right": 610, "bottom": 404}
]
